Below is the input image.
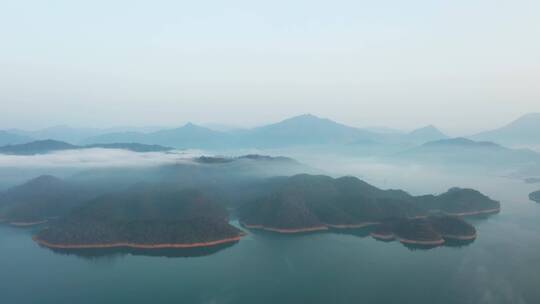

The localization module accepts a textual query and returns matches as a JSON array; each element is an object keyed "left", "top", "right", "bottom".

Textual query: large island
[
  {"left": 239, "top": 174, "right": 498, "bottom": 246},
  {"left": 34, "top": 186, "right": 245, "bottom": 250}
]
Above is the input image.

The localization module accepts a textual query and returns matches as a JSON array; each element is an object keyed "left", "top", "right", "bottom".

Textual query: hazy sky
[{"left": 1, "top": 0, "right": 539, "bottom": 135}]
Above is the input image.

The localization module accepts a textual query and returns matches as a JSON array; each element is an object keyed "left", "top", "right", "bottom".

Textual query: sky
[{"left": 1, "top": 0, "right": 539, "bottom": 135}]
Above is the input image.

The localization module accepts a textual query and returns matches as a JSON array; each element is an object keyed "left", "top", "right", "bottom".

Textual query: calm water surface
[{"left": 1, "top": 175, "right": 540, "bottom": 304}]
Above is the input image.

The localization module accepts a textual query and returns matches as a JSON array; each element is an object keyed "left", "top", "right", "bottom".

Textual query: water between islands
[{"left": 1, "top": 174, "right": 540, "bottom": 304}]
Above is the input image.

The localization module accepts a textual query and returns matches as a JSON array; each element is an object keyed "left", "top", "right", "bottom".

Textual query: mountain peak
[
  {"left": 181, "top": 122, "right": 213, "bottom": 131},
  {"left": 408, "top": 125, "right": 447, "bottom": 142},
  {"left": 472, "top": 112, "right": 540, "bottom": 145},
  {"left": 410, "top": 125, "right": 439, "bottom": 133},
  {"left": 284, "top": 114, "right": 325, "bottom": 122}
]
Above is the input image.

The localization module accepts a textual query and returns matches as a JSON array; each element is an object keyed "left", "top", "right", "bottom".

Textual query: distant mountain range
[
  {"left": 396, "top": 137, "right": 540, "bottom": 167},
  {"left": 2, "top": 113, "right": 539, "bottom": 150},
  {"left": 1, "top": 114, "right": 449, "bottom": 148},
  {"left": 81, "top": 114, "right": 449, "bottom": 149},
  {"left": 82, "top": 123, "right": 229, "bottom": 148},
  {"left": 6, "top": 125, "right": 166, "bottom": 145},
  {"left": 233, "top": 114, "right": 381, "bottom": 147},
  {"left": 471, "top": 113, "right": 540, "bottom": 146},
  {"left": 0, "top": 131, "right": 33, "bottom": 146},
  {"left": 0, "top": 140, "right": 173, "bottom": 155}
]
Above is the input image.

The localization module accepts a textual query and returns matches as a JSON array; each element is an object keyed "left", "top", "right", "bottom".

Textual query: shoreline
[
  {"left": 397, "top": 237, "right": 445, "bottom": 246},
  {"left": 445, "top": 208, "right": 500, "bottom": 216},
  {"left": 241, "top": 223, "right": 328, "bottom": 233},
  {"left": 10, "top": 220, "right": 48, "bottom": 227},
  {"left": 441, "top": 233, "right": 477, "bottom": 240},
  {"left": 370, "top": 232, "right": 395, "bottom": 241},
  {"left": 241, "top": 221, "right": 382, "bottom": 234},
  {"left": 326, "top": 222, "right": 379, "bottom": 229},
  {"left": 33, "top": 234, "right": 245, "bottom": 250}
]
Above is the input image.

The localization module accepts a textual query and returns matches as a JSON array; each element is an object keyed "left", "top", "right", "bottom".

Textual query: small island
[
  {"left": 530, "top": 190, "right": 540, "bottom": 203},
  {"left": 370, "top": 223, "right": 396, "bottom": 241},
  {"left": 524, "top": 177, "right": 540, "bottom": 184},
  {"left": 371, "top": 216, "right": 476, "bottom": 247},
  {"left": 33, "top": 187, "right": 246, "bottom": 250},
  {"left": 239, "top": 174, "right": 499, "bottom": 234},
  {"left": 392, "top": 218, "right": 445, "bottom": 246}
]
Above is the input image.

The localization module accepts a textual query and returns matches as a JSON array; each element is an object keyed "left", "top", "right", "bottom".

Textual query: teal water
[{"left": 1, "top": 176, "right": 540, "bottom": 304}]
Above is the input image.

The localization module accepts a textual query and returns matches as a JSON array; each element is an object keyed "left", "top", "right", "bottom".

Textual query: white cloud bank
[{"left": 0, "top": 149, "right": 204, "bottom": 168}]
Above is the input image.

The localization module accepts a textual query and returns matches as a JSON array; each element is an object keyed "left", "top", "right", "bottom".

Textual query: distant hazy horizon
[
  {"left": 2, "top": 112, "right": 539, "bottom": 138},
  {"left": 2, "top": 0, "right": 539, "bottom": 134}
]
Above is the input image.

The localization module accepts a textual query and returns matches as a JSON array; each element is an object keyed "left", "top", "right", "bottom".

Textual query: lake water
[{"left": 1, "top": 173, "right": 540, "bottom": 304}]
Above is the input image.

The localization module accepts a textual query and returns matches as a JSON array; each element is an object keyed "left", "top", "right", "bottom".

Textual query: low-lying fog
[
  {"left": 0, "top": 149, "right": 201, "bottom": 189},
  {"left": 1, "top": 148, "right": 538, "bottom": 204}
]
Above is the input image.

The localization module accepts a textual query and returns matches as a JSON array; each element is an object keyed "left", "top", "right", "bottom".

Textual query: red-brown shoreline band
[
  {"left": 10, "top": 220, "right": 48, "bottom": 227},
  {"left": 444, "top": 208, "right": 500, "bottom": 216},
  {"left": 32, "top": 234, "right": 245, "bottom": 249},
  {"left": 240, "top": 222, "right": 379, "bottom": 233},
  {"left": 441, "top": 233, "right": 477, "bottom": 240},
  {"left": 326, "top": 222, "right": 379, "bottom": 229},
  {"left": 370, "top": 232, "right": 395, "bottom": 240},
  {"left": 241, "top": 223, "right": 328, "bottom": 233},
  {"left": 397, "top": 237, "right": 445, "bottom": 246}
]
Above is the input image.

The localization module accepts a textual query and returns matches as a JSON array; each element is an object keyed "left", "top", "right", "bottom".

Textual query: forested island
[
  {"left": 238, "top": 174, "right": 498, "bottom": 244},
  {"left": 530, "top": 190, "right": 540, "bottom": 203},
  {"left": 34, "top": 187, "right": 245, "bottom": 249},
  {"left": 0, "top": 175, "right": 94, "bottom": 226},
  {"left": 371, "top": 216, "right": 476, "bottom": 247},
  {"left": 0, "top": 165, "right": 500, "bottom": 252}
]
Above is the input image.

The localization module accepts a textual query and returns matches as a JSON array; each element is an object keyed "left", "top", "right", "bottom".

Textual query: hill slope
[
  {"left": 0, "top": 131, "right": 34, "bottom": 146},
  {"left": 34, "top": 186, "right": 245, "bottom": 248},
  {"left": 83, "top": 123, "right": 228, "bottom": 148},
  {"left": 406, "top": 125, "right": 448, "bottom": 143},
  {"left": 0, "top": 140, "right": 78, "bottom": 155},
  {"left": 238, "top": 114, "right": 379, "bottom": 147},
  {"left": 239, "top": 174, "right": 499, "bottom": 232},
  {"left": 82, "top": 115, "right": 386, "bottom": 148},
  {"left": 396, "top": 137, "right": 540, "bottom": 167},
  {"left": 472, "top": 113, "right": 540, "bottom": 146},
  {"left": 0, "top": 175, "right": 94, "bottom": 224}
]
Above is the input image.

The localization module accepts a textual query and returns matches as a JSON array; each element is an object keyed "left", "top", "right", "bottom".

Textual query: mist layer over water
[
  {"left": 0, "top": 149, "right": 203, "bottom": 168},
  {"left": 0, "top": 149, "right": 205, "bottom": 190}
]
